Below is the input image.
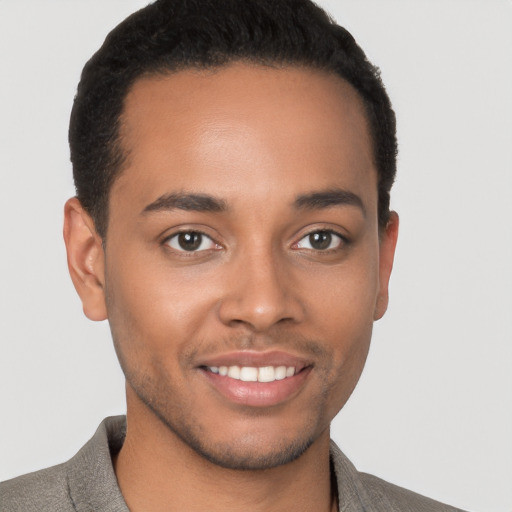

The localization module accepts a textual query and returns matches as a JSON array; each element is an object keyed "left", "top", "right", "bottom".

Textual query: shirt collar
[{"left": 66, "top": 416, "right": 374, "bottom": 512}]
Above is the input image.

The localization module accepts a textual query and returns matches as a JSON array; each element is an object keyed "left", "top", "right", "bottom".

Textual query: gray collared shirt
[{"left": 0, "top": 416, "right": 468, "bottom": 511}]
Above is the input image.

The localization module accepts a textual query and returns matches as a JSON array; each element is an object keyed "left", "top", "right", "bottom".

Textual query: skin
[{"left": 64, "top": 63, "right": 398, "bottom": 512}]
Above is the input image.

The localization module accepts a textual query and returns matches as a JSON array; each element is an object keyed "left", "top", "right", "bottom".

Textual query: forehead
[{"left": 113, "top": 63, "right": 376, "bottom": 215}]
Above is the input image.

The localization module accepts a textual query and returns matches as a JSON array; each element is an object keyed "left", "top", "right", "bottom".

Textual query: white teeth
[
  {"left": 240, "top": 367, "right": 258, "bottom": 381},
  {"left": 275, "top": 366, "right": 287, "bottom": 380},
  {"left": 258, "top": 366, "right": 275, "bottom": 382},
  {"left": 207, "top": 365, "right": 297, "bottom": 382},
  {"left": 227, "top": 366, "right": 241, "bottom": 379}
]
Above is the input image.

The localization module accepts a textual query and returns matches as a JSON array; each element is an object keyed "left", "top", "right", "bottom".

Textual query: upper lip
[{"left": 196, "top": 350, "right": 311, "bottom": 372}]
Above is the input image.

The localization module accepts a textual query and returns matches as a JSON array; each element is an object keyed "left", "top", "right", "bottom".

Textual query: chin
[
  {"left": 171, "top": 427, "right": 317, "bottom": 471},
  {"left": 130, "top": 376, "right": 325, "bottom": 471}
]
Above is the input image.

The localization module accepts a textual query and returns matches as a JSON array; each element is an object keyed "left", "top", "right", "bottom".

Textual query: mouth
[{"left": 197, "top": 352, "right": 312, "bottom": 407}]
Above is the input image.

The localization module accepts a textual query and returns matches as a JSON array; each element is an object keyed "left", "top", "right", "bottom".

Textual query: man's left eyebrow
[
  {"left": 142, "top": 192, "right": 228, "bottom": 214},
  {"left": 294, "top": 188, "right": 366, "bottom": 216}
]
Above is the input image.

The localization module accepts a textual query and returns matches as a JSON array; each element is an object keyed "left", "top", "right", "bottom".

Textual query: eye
[
  {"left": 165, "top": 231, "right": 218, "bottom": 252},
  {"left": 295, "top": 230, "right": 345, "bottom": 251}
]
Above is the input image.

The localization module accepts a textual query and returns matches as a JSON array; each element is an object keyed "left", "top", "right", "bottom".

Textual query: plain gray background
[{"left": 0, "top": 1, "right": 510, "bottom": 511}]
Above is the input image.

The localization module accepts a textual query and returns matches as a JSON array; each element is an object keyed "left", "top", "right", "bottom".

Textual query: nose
[{"left": 217, "top": 248, "right": 305, "bottom": 332}]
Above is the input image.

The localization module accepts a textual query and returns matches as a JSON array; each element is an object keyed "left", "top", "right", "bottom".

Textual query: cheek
[
  {"left": 104, "top": 249, "right": 218, "bottom": 366},
  {"left": 298, "top": 249, "right": 378, "bottom": 392},
  {"left": 303, "top": 254, "right": 380, "bottom": 336},
  {"left": 326, "top": 332, "right": 372, "bottom": 419}
]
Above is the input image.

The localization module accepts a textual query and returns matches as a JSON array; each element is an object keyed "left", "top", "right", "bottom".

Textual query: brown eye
[
  {"left": 296, "top": 230, "right": 344, "bottom": 251},
  {"left": 179, "top": 232, "right": 202, "bottom": 250},
  {"left": 166, "top": 231, "right": 217, "bottom": 252},
  {"left": 309, "top": 231, "right": 332, "bottom": 250}
]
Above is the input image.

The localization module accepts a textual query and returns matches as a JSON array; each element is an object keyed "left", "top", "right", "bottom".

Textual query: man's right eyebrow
[{"left": 141, "top": 193, "right": 228, "bottom": 214}]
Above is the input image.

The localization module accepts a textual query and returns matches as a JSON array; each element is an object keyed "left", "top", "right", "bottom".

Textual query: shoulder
[
  {"left": 329, "top": 440, "right": 469, "bottom": 512},
  {"left": 0, "top": 463, "right": 74, "bottom": 512},
  {"left": 358, "top": 472, "right": 468, "bottom": 512},
  {"left": 0, "top": 416, "right": 128, "bottom": 512}
]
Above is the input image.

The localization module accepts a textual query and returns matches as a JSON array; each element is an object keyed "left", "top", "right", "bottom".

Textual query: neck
[{"left": 114, "top": 395, "right": 337, "bottom": 512}]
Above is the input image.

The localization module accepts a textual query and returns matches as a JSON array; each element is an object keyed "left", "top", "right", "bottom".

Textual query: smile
[
  {"left": 198, "top": 351, "right": 312, "bottom": 406},
  {"left": 206, "top": 365, "right": 296, "bottom": 382}
]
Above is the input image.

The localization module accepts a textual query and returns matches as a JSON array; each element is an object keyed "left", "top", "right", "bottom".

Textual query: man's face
[{"left": 91, "top": 64, "right": 397, "bottom": 469}]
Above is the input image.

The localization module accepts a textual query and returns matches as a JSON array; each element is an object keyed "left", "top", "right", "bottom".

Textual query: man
[{"left": 0, "top": 0, "right": 469, "bottom": 510}]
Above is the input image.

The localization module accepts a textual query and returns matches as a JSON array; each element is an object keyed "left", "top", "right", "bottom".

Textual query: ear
[
  {"left": 63, "top": 197, "right": 107, "bottom": 321},
  {"left": 374, "top": 211, "right": 399, "bottom": 320}
]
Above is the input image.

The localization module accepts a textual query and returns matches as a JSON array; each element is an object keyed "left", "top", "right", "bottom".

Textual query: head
[
  {"left": 69, "top": 0, "right": 397, "bottom": 240},
  {"left": 64, "top": 0, "right": 399, "bottom": 471}
]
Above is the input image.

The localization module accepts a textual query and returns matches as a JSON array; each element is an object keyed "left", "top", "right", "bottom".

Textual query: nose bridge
[{"left": 218, "top": 240, "right": 302, "bottom": 331}]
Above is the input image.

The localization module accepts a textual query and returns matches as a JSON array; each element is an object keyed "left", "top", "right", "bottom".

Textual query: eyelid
[
  {"left": 163, "top": 229, "right": 221, "bottom": 253},
  {"left": 293, "top": 228, "right": 349, "bottom": 251}
]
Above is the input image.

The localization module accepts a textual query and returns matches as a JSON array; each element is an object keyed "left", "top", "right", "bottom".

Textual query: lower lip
[{"left": 200, "top": 367, "right": 312, "bottom": 407}]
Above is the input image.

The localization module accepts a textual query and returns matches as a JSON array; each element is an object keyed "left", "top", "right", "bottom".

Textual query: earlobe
[
  {"left": 374, "top": 211, "right": 399, "bottom": 321},
  {"left": 63, "top": 197, "right": 107, "bottom": 321}
]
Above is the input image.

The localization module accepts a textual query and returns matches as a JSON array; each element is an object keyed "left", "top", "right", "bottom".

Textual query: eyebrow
[
  {"left": 142, "top": 188, "right": 365, "bottom": 216},
  {"left": 294, "top": 188, "right": 366, "bottom": 216},
  {"left": 142, "top": 192, "right": 228, "bottom": 214}
]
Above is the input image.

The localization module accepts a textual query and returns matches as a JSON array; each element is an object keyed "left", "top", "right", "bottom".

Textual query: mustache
[{"left": 182, "top": 331, "right": 332, "bottom": 365}]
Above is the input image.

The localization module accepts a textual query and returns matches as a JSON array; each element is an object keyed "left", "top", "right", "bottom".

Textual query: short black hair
[{"left": 69, "top": 0, "right": 397, "bottom": 238}]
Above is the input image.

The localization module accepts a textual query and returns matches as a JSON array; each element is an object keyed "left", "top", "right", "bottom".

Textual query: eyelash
[
  {"left": 163, "top": 230, "right": 220, "bottom": 254},
  {"left": 162, "top": 228, "right": 348, "bottom": 254},
  {"left": 293, "top": 229, "right": 348, "bottom": 252}
]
